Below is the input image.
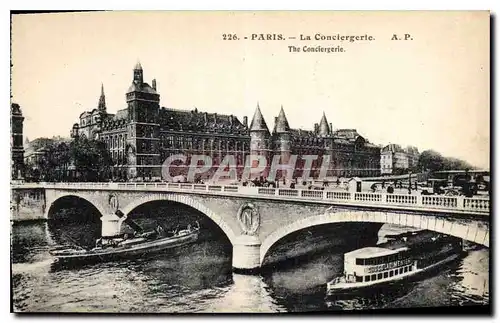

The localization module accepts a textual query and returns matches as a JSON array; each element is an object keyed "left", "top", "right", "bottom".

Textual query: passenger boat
[
  {"left": 50, "top": 224, "right": 199, "bottom": 264},
  {"left": 326, "top": 230, "right": 464, "bottom": 295}
]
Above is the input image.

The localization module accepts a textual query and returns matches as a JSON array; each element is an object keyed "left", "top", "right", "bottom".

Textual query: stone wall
[{"left": 11, "top": 188, "right": 46, "bottom": 221}]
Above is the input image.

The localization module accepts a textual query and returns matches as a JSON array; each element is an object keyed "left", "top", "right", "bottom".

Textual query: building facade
[
  {"left": 11, "top": 103, "right": 25, "bottom": 181},
  {"left": 380, "top": 144, "right": 420, "bottom": 175},
  {"left": 24, "top": 137, "right": 70, "bottom": 166},
  {"left": 71, "top": 62, "right": 381, "bottom": 181}
]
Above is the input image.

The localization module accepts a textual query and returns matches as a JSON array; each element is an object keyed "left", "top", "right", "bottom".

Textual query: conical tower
[
  {"left": 249, "top": 103, "right": 271, "bottom": 178},
  {"left": 275, "top": 105, "right": 290, "bottom": 133},
  {"left": 273, "top": 106, "right": 292, "bottom": 178},
  {"left": 318, "top": 112, "right": 334, "bottom": 178},
  {"left": 318, "top": 112, "right": 330, "bottom": 136},
  {"left": 249, "top": 103, "right": 270, "bottom": 133}
]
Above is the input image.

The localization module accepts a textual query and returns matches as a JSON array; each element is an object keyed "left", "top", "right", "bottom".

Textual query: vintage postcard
[{"left": 10, "top": 11, "right": 490, "bottom": 314}]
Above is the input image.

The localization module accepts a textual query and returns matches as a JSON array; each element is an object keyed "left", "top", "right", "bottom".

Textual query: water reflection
[{"left": 11, "top": 219, "right": 490, "bottom": 312}]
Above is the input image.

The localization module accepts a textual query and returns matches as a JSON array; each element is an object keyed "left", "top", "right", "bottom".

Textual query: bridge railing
[{"left": 13, "top": 182, "right": 490, "bottom": 215}]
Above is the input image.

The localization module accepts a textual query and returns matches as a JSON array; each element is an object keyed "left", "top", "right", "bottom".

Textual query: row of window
[
  {"left": 356, "top": 265, "right": 414, "bottom": 282},
  {"left": 355, "top": 253, "right": 408, "bottom": 266},
  {"left": 160, "top": 136, "right": 249, "bottom": 151},
  {"left": 99, "top": 134, "right": 380, "bottom": 161},
  {"left": 103, "top": 134, "right": 128, "bottom": 150}
]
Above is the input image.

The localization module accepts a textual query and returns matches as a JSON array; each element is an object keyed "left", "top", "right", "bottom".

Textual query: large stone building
[
  {"left": 71, "top": 62, "right": 381, "bottom": 181},
  {"left": 380, "top": 144, "right": 420, "bottom": 175},
  {"left": 11, "top": 103, "right": 25, "bottom": 181}
]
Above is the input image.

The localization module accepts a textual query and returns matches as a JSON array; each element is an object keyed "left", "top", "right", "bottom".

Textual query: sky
[{"left": 11, "top": 11, "right": 490, "bottom": 168}]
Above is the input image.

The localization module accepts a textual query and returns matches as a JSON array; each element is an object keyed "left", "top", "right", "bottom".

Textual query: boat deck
[{"left": 379, "top": 230, "right": 444, "bottom": 250}]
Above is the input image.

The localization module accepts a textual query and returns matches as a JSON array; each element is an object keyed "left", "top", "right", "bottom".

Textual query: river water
[{"left": 11, "top": 207, "right": 489, "bottom": 313}]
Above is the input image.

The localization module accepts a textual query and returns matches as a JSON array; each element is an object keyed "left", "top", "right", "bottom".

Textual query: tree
[
  {"left": 25, "top": 141, "right": 71, "bottom": 181},
  {"left": 25, "top": 137, "right": 113, "bottom": 182},
  {"left": 442, "top": 157, "right": 474, "bottom": 171},
  {"left": 418, "top": 150, "right": 444, "bottom": 172},
  {"left": 70, "top": 137, "right": 113, "bottom": 181},
  {"left": 418, "top": 149, "right": 475, "bottom": 172}
]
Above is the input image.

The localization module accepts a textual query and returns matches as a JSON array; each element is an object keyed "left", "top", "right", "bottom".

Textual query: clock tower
[{"left": 125, "top": 61, "right": 161, "bottom": 180}]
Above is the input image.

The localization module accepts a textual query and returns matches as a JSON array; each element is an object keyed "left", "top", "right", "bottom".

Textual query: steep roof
[
  {"left": 160, "top": 108, "right": 248, "bottom": 135},
  {"left": 275, "top": 106, "right": 290, "bottom": 133},
  {"left": 127, "top": 82, "right": 158, "bottom": 94},
  {"left": 249, "top": 104, "right": 270, "bottom": 133},
  {"left": 290, "top": 128, "right": 316, "bottom": 138},
  {"left": 318, "top": 112, "right": 331, "bottom": 136}
]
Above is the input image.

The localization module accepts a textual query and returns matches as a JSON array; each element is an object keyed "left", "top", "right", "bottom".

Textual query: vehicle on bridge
[
  {"left": 420, "top": 177, "right": 480, "bottom": 197},
  {"left": 431, "top": 170, "right": 490, "bottom": 196},
  {"left": 50, "top": 222, "right": 200, "bottom": 265},
  {"left": 326, "top": 230, "right": 464, "bottom": 295}
]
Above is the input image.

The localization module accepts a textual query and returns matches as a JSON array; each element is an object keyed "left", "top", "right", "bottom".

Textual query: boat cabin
[{"left": 342, "top": 246, "right": 415, "bottom": 283}]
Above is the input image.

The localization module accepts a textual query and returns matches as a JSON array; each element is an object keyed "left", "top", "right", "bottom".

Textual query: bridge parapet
[{"left": 12, "top": 182, "right": 490, "bottom": 216}]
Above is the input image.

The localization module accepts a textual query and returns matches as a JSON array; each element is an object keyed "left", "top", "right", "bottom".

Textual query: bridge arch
[
  {"left": 260, "top": 210, "right": 489, "bottom": 264},
  {"left": 44, "top": 193, "right": 107, "bottom": 220},
  {"left": 119, "top": 194, "right": 238, "bottom": 245}
]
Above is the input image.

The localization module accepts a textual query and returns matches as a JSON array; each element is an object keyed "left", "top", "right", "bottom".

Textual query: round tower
[
  {"left": 249, "top": 103, "right": 271, "bottom": 178},
  {"left": 318, "top": 112, "right": 334, "bottom": 178},
  {"left": 273, "top": 106, "right": 292, "bottom": 179}
]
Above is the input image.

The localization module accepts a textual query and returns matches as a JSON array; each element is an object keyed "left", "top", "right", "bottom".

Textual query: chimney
[
  {"left": 204, "top": 112, "right": 208, "bottom": 124},
  {"left": 152, "top": 79, "right": 157, "bottom": 91},
  {"left": 330, "top": 123, "right": 333, "bottom": 133},
  {"left": 214, "top": 113, "right": 217, "bottom": 123},
  {"left": 229, "top": 114, "right": 234, "bottom": 126},
  {"left": 242, "top": 116, "right": 248, "bottom": 127},
  {"left": 314, "top": 123, "right": 319, "bottom": 133}
]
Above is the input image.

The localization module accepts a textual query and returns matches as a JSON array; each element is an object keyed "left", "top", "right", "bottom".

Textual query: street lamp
[{"left": 408, "top": 171, "right": 412, "bottom": 194}]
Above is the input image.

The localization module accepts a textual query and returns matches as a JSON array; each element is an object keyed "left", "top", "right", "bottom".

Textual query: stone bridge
[{"left": 11, "top": 182, "right": 490, "bottom": 271}]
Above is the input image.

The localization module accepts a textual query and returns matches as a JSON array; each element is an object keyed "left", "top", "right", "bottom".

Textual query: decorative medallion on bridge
[
  {"left": 108, "top": 193, "right": 119, "bottom": 212},
  {"left": 237, "top": 202, "right": 260, "bottom": 235}
]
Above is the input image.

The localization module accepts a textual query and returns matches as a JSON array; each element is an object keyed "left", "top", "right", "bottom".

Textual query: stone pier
[
  {"left": 101, "top": 214, "right": 123, "bottom": 238},
  {"left": 232, "top": 235, "right": 261, "bottom": 273}
]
